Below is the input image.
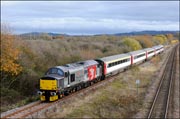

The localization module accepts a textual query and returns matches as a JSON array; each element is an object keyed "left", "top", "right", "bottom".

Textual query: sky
[{"left": 1, "top": 1, "right": 179, "bottom": 35}]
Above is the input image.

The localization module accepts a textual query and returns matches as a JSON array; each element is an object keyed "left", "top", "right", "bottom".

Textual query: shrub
[
  {"left": 1, "top": 87, "right": 23, "bottom": 104},
  {"left": 153, "top": 35, "right": 168, "bottom": 45},
  {"left": 134, "top": 35, "right": 154, "bottom": 48},
  {"left": 122, "top": 37, "right": 142, "bottom": 50}
]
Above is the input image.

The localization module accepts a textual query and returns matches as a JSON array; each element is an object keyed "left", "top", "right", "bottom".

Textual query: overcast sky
[{"left": 1, "top": 1, "right": 179, "bottom": 35}]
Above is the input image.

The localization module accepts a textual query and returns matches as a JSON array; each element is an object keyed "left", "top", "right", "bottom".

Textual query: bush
[
  {"left": 122, "top": 37, "right": 142, "bottom": 50},
  {"left": 1, "top": 87, "right": 23, "bottom": 105},
  {"left": 134, "top": 35, "right": 154, "bottom": 48},
  {"left": 153, "top": 35, "right": 168, "bottom": 45}
]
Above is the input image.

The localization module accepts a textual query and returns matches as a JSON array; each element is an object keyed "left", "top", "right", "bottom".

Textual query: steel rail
[
  {"left": 164, "top": 45, "right": 177, "bottom": 118},
  {"left": 1, "top": 101, "right": 41, "bottom": 118},
  {"left": 147, "top": 45, "right": 178, "bottom": 118}
]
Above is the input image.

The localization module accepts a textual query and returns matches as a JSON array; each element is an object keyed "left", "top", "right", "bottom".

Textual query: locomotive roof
[
  {"left": 99, "top": 53, "right": 131, "bottom": 62},
  {"left": 128, "top": 49, "right": 146, "bottom": 55},
  {"left": 77, "top": 60, "right": 98, "bottom": 67},
  {"left": 54, "top": 60, "right": 98, "bottom": 71}
]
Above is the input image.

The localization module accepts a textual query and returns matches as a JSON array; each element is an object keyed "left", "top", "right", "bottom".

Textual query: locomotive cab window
[
  {"left": 57, "top": 69, "right": 64, "bottom": 76},
  {"left": 46, "top": 68, "right": 64, "bottom": 76}
]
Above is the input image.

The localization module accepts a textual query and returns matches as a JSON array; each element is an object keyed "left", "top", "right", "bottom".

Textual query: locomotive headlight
[
  {"left": 37, "top": 91, "right": 43, "bottom": 95},
  {"left": 50, "top": 92, "right": 56, "bottom": 96}
]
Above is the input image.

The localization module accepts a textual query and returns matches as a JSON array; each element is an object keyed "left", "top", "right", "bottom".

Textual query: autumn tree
[
  {"left": 153, "top": 35, "right": 168, "bottom": 45},
  {"left": 166, "top": 34, "right": 174, "bottom": 44},
  {"left": 134, "top": 35, "right": 154, "bottom": 48},
  {"left": 1, "top": 23, "right": 22, "bottom": 77},
  {"left": 122, "top": 37, "right": 142, "bottom": 50},
  {"left": 166, "top": 34, "right": 174, "bottom": 40},
  {"left": 40, "top": 33, "right": 52, "bottom": 40}
]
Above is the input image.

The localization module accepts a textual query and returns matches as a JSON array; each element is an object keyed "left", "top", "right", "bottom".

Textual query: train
[{"left": 38, "top": 45, "right": 164, "bottom": 101}]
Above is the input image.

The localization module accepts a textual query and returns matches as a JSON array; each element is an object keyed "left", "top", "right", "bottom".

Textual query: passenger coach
[
  {"left": 153, "top": 45, "right": 164, "bottom": 55},
  {"left": 96, "top": 54, "right": 131, "bottom": 76},
  {"left": 143, "top": 48, "right": 155, "bottom": 60},
  {"left": 128, "top": 50, "right": 146, "bottom": 65}
]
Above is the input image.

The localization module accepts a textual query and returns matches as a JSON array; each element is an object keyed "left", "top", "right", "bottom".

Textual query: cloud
[
  {"left": 1, "top": 1, "right": 179, "bottom": 34},
  {"left": 9, "top": 17, "right": 179, "bottom": 34}
]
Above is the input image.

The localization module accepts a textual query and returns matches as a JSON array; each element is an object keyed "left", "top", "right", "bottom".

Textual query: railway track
[
  {"left": 1, "top": 101, "right": 48, "bottom": 118},
  {"left": 1, "top": 72, "right": 118, "bottom": 118},
  {"left": 147, "top": 44, "right": 178, "bottom": 118}
]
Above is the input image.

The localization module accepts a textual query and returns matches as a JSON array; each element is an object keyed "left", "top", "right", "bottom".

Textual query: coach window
[
  {"left": 121, "top": 60, "right": 124, "bottom": 63},
  {"left": 122, "top": 60, "right": 124, "bottom": 63},
  {"left": 110, "top": 63, "right": 112, "bottom": 67},
  {"left": 148, "top": 51, "right": 153, "bottom": 54},
  {"left": 119, "top": 60, "right": 122, "bottom": 64},
  {"left": 108, "top": 64, "right": 110, "bottom": 67},
  {"left": 70, "top": 74, "right": 75, "bottom": 82}
]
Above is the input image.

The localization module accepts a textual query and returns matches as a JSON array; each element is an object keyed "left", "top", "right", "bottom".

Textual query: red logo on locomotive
[{"left": 88, "top": 65, "right": 96, "bottom": 80}]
